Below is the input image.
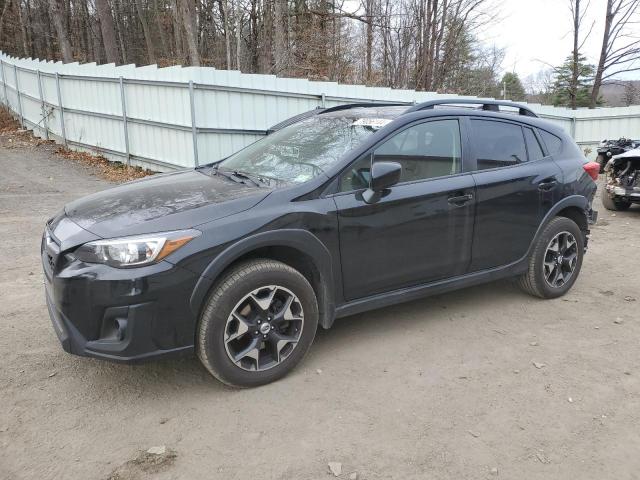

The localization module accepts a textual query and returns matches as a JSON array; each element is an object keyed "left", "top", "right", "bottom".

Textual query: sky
[{"left": 480, "top": 0, "right": 639, "bottom": 81}]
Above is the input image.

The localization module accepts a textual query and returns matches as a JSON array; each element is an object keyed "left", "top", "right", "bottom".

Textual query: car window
[
  {"left": 540, "top": 130, "right": 563, "bottom": 156},
  {"left": 373, "top": 119, "right": 461, "bottom": 183},
  {"left": 472, "top": 119, "right": 527, "bottom": 170},
  {"left": 524, "top": 127, "right": 544, "bottom": 161},
  {"left": 339, "top": 154, "right": 372, "bottom": 192}
]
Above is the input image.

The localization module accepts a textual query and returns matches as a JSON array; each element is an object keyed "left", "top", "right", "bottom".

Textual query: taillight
[{"left": 583, "top": 162, "right": 600, "bottom": 181}]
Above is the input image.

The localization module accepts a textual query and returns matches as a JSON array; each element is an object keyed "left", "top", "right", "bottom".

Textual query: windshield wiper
[{"left": 214, "top": 167, "right": 267, "bottom": 188}]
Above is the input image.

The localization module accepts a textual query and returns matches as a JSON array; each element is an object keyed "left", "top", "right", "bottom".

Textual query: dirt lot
[{"left": 1, "top": 132, "right": 639, "bottom": 480}]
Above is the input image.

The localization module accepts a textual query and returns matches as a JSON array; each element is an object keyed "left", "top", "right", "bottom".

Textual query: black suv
[{"left": 42, "top": 100, "right": 599, "bottom": 387}]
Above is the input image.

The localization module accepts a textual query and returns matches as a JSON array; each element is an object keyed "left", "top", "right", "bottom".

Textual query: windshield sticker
[{"left": 352, "top": 118, "right": 392, "bottom": 130}]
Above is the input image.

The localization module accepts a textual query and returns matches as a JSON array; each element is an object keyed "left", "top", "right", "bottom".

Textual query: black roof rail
[
  {"left": 319, "top": 102, "right": 410, "bottom": 114},
  {"left": 405, "top": 98, "right": 538, "bottom": 118},
  {"left": 267, "top": 108, "right": 323, "bottom": 134},
  {"left": 267, "top": 102, "right": 410, "bottom": 133}
]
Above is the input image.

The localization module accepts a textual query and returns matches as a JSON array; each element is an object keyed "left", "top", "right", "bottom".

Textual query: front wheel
[
  {"left": 197, "top": 259, "right": 318, "bottom": 387},
  {"left": 517, "top": 217, "right": 584, "bottom": 299}
]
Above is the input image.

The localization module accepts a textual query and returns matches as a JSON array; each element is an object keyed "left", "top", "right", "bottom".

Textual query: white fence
[{"left": 1, "top": 52, "right": 639, "bottom": 171}]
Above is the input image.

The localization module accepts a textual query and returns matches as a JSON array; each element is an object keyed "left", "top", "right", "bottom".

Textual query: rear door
[{"left": 466, "top": 117, "right": 562, "bottom": 271}]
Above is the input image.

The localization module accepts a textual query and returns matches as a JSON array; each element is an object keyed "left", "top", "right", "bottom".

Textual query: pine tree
[
  {"left": 551, "top": 55, "right": 597, "bottom": 108},
  {"left": 500, "top": 72, "right": 526, "bottom": 101}
]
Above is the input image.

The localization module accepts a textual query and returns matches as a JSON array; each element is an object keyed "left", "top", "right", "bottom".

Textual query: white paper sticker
[{"left": 352, "top": 118, "right": 392, "bottom": 129}]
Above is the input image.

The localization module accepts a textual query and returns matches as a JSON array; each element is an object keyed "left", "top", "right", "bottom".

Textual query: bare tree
[
  {"left": 178, "top": 0, "right": 201, "bottom": 66},
  {"left": 219, "top": 0, "right": 231, "bottom": 69},
  {"left": 623, "top": 81, "right": 638, "bottom": 105},
  {"left": 591, "top": 0, "right": 640, "bottom": 107},
  {"left": 568, "top": 0, "right": 595, "bottom": 109},
  {"left": 0, "top": 0, "right": 12, "bottom": 46},
  {"left": 49, "top": 0, "right": 73, "bottom": 62},
  {"left": 273, "top": 0, "right": 287, "bottom": 73},
  {"left": 96, "top": 0, "right": 120, "bottom": 64},
  {"left": 135, "top": 0, "right": 157, "bottom": 64}
]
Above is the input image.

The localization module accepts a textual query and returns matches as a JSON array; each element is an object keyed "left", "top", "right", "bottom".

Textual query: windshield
[{"left": 217, "top": 115, "right": 385, "bottom": 184}]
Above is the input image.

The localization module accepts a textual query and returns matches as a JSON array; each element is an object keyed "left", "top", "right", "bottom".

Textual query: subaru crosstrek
[{"left": 42, "top": 99, "right": 599, "bottom": 387}]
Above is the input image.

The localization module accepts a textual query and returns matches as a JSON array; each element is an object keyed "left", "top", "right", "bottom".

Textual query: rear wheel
[
  {"left": 602, "top": 192, "right": 631, "bottom": 211},
  {"left": 517, "top": 217, "right": 584, "bottom": 299},
  {"left": 197, "top": 259, "right": 318, "bottom": 387}
]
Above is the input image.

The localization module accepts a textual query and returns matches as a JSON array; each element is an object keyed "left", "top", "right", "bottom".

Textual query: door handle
[
  {"left": 448, "top": 193, "right": 474, "bottom": 205},
  {"left": 538, "top": 179, "right": 557, "bottom": 191}
]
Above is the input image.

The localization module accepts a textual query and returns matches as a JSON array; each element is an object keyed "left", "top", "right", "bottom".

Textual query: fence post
[
  {"left": 321, "top": 92, "right": 326, "bottom": 108},
  {"left": 55, "top": 73, "right": 67, "bottom": 146},
  {"left": 570, "top": 116, "right": 577, "bottom": 139},
  {"left": 188, "top": 80, "right": 199, "bottom": 167},
  {"left": 0, "top": 60, "right": 7, "bottom": 107},
  {"left": 14, "top": 64, "right": 23, "bottom": 126},
  {"left": 36, "top": 70, "right": 49, "bottom": 140},
  {"left": 119, "top": 76, "right": 130, "bottom": 166}
]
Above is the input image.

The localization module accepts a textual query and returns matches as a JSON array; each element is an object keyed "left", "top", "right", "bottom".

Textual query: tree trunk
[
  {"left": 50, "top": 0, "right": 74, "bottom": 62},
  {"left": 154, "top": 1, "right": 169, "bottom": 59},
  {"left": 591, "top": 0, "right": 613, "bottom": 108},
  {"left": 96, "top": 0, "right": 120, "bottom": 64},
  {"left": 0, "top": 0, "right": 12, "bottom": 47},
  {"left": 178, "top": 0, "right": 201, "bottom": 66},
  {"left": 135, "top": 0, "right": 157, "bottom": 64},
  {"left": 260, "top": 0, "right": 273, "bottom": 73},
  {"left": 235, "top": 0, "right": 242, "bottom": 70},
  {"left": 570, "top": 0, "right": 580, "bottom": 110},
  {"left": 17, "top": 0, "right": 30, "bottom": 57},
  {"left": 112, "top": 0, "right": 128, "bottom": 64},
  {"left": 365, "top": 0, "right": 373, "bottom": 83},
  {"left": 273, "top": 0, "right": 286, "bottom": 73},
  {"left": 218, "top": 0, "right": 231, "bottom": 69}
]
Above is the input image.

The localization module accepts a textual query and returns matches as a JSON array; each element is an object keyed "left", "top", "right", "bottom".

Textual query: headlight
[{"left": 74, "top": 229, "right": 200, "bottom": 268}]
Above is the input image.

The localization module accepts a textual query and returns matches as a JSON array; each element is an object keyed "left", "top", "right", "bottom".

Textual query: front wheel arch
[{"left": 189, "top": 230, "right": 336, "bottom": 329}]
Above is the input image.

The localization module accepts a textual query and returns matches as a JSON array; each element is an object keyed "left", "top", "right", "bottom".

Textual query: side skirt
[{"left": 334, "top": 258, "right": 528, "bottom": 319}]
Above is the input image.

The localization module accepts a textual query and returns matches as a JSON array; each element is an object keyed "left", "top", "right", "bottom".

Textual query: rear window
[
  {"left": 471, "top": 119, "right": 527, "bottom": 170},
  {"left": 524, "top": 128, "right": 545, "bottom": 161},
  {"left": 540, "top": 130, "right": 563, "bottom": 156}
]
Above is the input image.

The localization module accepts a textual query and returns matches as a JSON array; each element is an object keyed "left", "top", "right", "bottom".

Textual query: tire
[
  {"left": 517, "top": 217, "right": 584, "bottom": 299},
  {"left": 602, "top": 192, "right": 631, "bottom": 211},
  {"left": 596, "top": 154, "right": 608, "bottom": 173},
  {"left": 197, "top": 259, "right": 318, "bottom": 387}
]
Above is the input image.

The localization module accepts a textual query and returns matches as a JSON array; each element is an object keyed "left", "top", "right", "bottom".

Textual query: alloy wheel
[
  {"left": 223, "top": 285, "right": 304, "bottom": 371},
  {"left": 543, "top": 231, "right": 578, "bottom": 288}
]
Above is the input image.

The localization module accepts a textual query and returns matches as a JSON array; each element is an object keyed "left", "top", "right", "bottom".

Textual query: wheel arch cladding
[
  {"left": 189, "top": 229, "right": 336, "bottom": 329},
  {"left": 528, "top": 196, "right": 590, "bottom": 256}
]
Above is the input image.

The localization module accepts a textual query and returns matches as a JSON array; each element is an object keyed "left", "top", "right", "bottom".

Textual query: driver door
[{"left": 333, "top": 118, "right": 476, "bottom": 301}]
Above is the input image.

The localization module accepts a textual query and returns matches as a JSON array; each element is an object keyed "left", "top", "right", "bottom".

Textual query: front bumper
[{"left": 42, "top": 229, "right": 200, "bottom": 363}]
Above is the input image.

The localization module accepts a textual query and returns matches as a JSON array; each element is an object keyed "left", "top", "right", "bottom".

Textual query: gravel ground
[{"left": 1, "top": 136, "right": 639, "bottom": 480}]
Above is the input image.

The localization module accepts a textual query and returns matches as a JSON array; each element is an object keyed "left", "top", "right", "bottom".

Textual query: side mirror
[{"left": 363, "top": 161, "right": 402, "bottom": 203}]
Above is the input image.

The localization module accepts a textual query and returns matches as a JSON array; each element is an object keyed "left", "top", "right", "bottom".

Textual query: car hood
[
  {"left": 613, "top": 147, "right": 640, "bottom": 160},
  {"left": 65, "top": 169, "right": 270, "bottom": 238}
]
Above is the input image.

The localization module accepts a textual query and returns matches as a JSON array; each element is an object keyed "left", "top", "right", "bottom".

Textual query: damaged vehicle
[
  {"left": 42, "top": 99, "right": 599, "bottom": 387},
  {"left": 602, "top": 148, "right": 640, "bottom": 211},
  {"left": 597, "top": 137, "right": 640, "bottom": 173}
]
